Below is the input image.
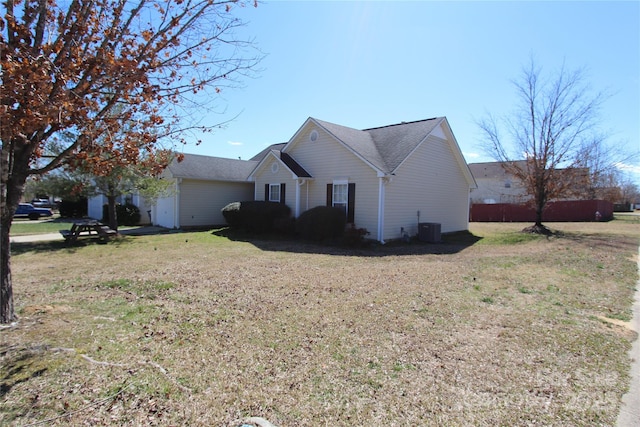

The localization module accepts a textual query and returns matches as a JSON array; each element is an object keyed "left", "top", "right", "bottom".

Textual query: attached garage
[
  {"left": 178, "top": 179, "right": 254, "bottom": 227},
  {"left": 154, "top": 154, "right": 257, "bottom": 229}
]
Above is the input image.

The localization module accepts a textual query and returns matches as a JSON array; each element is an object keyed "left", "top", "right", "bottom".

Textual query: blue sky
[{"left": 185, "top": 1, "right": 640, "bottom": 183}]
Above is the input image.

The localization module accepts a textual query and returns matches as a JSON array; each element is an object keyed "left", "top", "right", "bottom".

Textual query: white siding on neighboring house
[
  {"left": 468, "top": 161, "right": 529, "bottom": 204},
  {"left": 87, "top": 193, "right": 152, "bottom": 225},
  {"left": 471, "top": 177, "right": 528, "bottom": 204},
  {"left": 87, "top": 195, "right": 105, "bottom": 220},
  {"left": 383, "top": 131, "right": 470, "bottom": 238}
]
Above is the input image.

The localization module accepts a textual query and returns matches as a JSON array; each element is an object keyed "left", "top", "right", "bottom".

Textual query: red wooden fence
[{"left": 470, "top": 200, "right": 614, "bottom": 222}]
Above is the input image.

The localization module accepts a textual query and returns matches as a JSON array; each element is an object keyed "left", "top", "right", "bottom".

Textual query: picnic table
[{"left": 60, "top": 220, "right": 117, "bottom": 243}]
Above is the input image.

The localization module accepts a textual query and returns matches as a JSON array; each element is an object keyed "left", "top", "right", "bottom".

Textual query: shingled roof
[
  {"left": 166, "top": 153, "right": 257, "bottom": 181},
  {"left": 312, "top": 117, "right": 445, "bottom": 173}
]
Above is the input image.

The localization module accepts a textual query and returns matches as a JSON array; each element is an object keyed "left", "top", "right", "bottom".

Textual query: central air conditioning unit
[{"left": 418, "top": 222, "right": 441, "bottom": 243}]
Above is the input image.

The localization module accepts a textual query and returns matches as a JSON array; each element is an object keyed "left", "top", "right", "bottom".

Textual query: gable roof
[
  {"left": 250, "top": 143, "right": 287, "bottom": 162},
  {"left": 286, "top": 117, "right": 450, "bottom": 175},
  {"left": 365, "top": 118, "right": 444, "bottom": 172},
  {"left": 248, "top": 149, "right": 313, "bottom": 181},
  {"left": 312, "top": 119, "right": 387, "bottom": 172},
  {"left": 166, "top": 153, "right": 257, "bottom": 182}
]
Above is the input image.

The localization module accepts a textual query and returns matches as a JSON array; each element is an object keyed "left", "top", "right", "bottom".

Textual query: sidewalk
[
  {"left": 616, "top": 245, "right": 640, "bottom": 426},
  {"left": 9, "top": 233, "right": 62, "bottom": 243},
  {"left": 9, "top": 226, "right": 169, "bottom": 243}
]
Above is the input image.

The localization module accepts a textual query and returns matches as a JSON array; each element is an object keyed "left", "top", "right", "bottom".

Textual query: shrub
[
  {"left": 221, "top": 201, "right": 291, "bottom": 234},
  {"left": 343, "top": 224, "right": 370, "bottom": 247},
  {"left": 59, "top": 197, "right": 88, "bottom": 218},
  {"left": 102, "top": 203, "right": 141, "bottom": 226},
  {"left": 296, "top": 206, "right": 346, "bottom": 242},
  {"left": 221, "top": 202, "right": 242, "bottom": 228}
]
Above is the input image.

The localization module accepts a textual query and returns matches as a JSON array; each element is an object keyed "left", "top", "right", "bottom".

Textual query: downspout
[{"left": 377, "top": 175, "right": 387, "bottom": 244}]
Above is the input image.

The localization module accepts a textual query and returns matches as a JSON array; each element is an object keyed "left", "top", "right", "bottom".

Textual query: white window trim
[
  {"left": 332, "top": 180, "right": 348, "bottom": 211},
  {"left": 269, "top": 183, "right": 281, "bottom": 202}
]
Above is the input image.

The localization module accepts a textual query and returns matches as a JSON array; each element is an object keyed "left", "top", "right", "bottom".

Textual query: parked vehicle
[
  {"left": 13, "top": 203, "right": 54, "bottom": 220},
  {"left": 31, "top": 198, "right": 55, "bottom": 208}
]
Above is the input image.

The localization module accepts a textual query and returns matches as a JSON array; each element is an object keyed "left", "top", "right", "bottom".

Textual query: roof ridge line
[{"left": 362, "top": 117, "right": 441, "bottom": 131}]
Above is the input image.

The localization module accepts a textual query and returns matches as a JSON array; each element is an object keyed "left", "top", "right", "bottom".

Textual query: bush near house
[
  {"left": 221, "top": 201, "right": 291, "bottom": 234},
  {"left": 102, "top": 203, "right": 141, "bottom": 226},
  {"left": 58, "top": 197, "right": 88, "bottom": 218},
  {"left": 296, "top": 206, "right": 347, "bottom": 242}
]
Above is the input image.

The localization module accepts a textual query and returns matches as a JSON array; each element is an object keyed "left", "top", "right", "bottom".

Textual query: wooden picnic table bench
[{"left": 60, "top": 220, "right": 117, "bottom": 243}]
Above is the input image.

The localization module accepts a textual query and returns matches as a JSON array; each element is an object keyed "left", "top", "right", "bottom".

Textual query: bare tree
[
  {"left": 478, "top": 58, "right": 613, "bottom": 233},
  {"left": 0, "top": 0, "right": 262, "bottom": 323}
]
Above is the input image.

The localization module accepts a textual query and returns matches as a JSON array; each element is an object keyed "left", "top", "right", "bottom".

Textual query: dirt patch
[
  {"left": 21, "top": 305, "right": 71, "bottom": 315},
  {"left": 597, "top": 315, "right": 635, "bottom": 332}
]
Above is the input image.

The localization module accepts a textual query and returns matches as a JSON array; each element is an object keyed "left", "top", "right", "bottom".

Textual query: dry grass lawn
[{"left": 1, "top": 219, "right": 639, "bottom": 426}]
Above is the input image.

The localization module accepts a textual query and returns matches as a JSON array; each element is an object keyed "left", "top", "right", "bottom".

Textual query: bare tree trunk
[
  {"left": 107, "top": 194, "right": 118, "bottom": 232},
  {"left": 534, "top": 205, "right": 544, "bottom": 227},
  {"left": 1, "top": 141, "right": 32, "bottom": 323},
  {"left": 0, "top": 220, "right": 15, "bottom": 323}
]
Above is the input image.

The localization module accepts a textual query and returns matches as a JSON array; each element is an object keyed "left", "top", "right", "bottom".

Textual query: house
[
  {"left": 88, "top": 193, "right": 154, "bottom": 224},
  {"left": 468, "top": 161, "right": 529, "bottom": 204},
  {"left": 153, "top": 154, "right": 256, "bottom": 228},
  {"left": 468, "top": 160, "right": 611, "bottom": 222},
  {"left": 248, "top": 117, "right": 476, "bottom": 243},
  {"left": 469, "top": 160, "right": 591, "bottom": 204},
  {"left": 88, "top": 117, "right": 477, "bottom": 241}
]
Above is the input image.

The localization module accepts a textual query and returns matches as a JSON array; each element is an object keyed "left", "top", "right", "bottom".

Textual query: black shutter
[
  {"left": 264, "top": 184, "right": 269, "bottom": 201},
  {"left": 347, "top": 183, "right": 355, "bottom": 223},
  {"left": 280, "top": 183, "right": 286, "bottom": 204},
  {"left": 326, "top": 184, "right": 333, "bottom": 206}
]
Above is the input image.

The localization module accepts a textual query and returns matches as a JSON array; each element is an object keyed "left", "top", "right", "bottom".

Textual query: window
[
  {"left": 264, "top": 183, "right": 286, "bottom": 204},
  {"left": 269, "top": 184, "right": 280, "bottom": 202},
  {"left": 326, "top": 181, "right": 355, "bottom": 223},
  {"left": 332, "top": 183, "right": 348, "bottom": 214}
]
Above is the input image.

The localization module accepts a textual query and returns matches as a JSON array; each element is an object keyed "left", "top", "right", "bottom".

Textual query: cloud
[
  {"left": 616, "top": 162, "right": 640, "bottom": 175},
  {"left": 464, "top": 152, "right": 480, "bottom": 159},
  {"left": 227, "top": 141, "right": 243, "bottom": 146}
]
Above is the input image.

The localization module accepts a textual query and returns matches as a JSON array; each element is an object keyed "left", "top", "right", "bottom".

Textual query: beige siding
[
  {"left": 287, "top": 126, "right": 381, "bottom": 235},
  {"left": 384, "top": 134, "right": 470, "bottom": 239},
  {"left": 253, "top": 157, "right": 296, "bottom": 204},
  {"left": 179, "top": 179, "right": 254, "bottom": 227}
]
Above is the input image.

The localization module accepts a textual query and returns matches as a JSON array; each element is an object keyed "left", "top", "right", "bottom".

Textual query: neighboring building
[
  {"left": 468, "top": 160, "right": 611, "bottom": 222},
  {"left": 88, "top": 193, "right": 153, "bottom": 225},
  {"left": 248, "top": 117, "right": 476, "bottom": 243},
  {"left": 469, "top": 161, "right": 529, "bottom": 204},
  {"left": 469, "top": 161, "right": 590, "bottom": 204},
  {"left": 87, "top": 117, "right": 477, "bottom": 242}
]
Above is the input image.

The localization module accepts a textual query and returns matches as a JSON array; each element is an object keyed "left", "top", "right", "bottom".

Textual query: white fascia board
[
  {"left": 247, "top": 151, "right": 278, "bottom": 181},
  {"left": 247, "top": 150, "right": 304, "bottom": 181},
  {"left": 440, "top": 118, "right": 478, "bottom": 189},
  {"left": 280, "top": 117, "right": 316, "bottom": 154}
]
